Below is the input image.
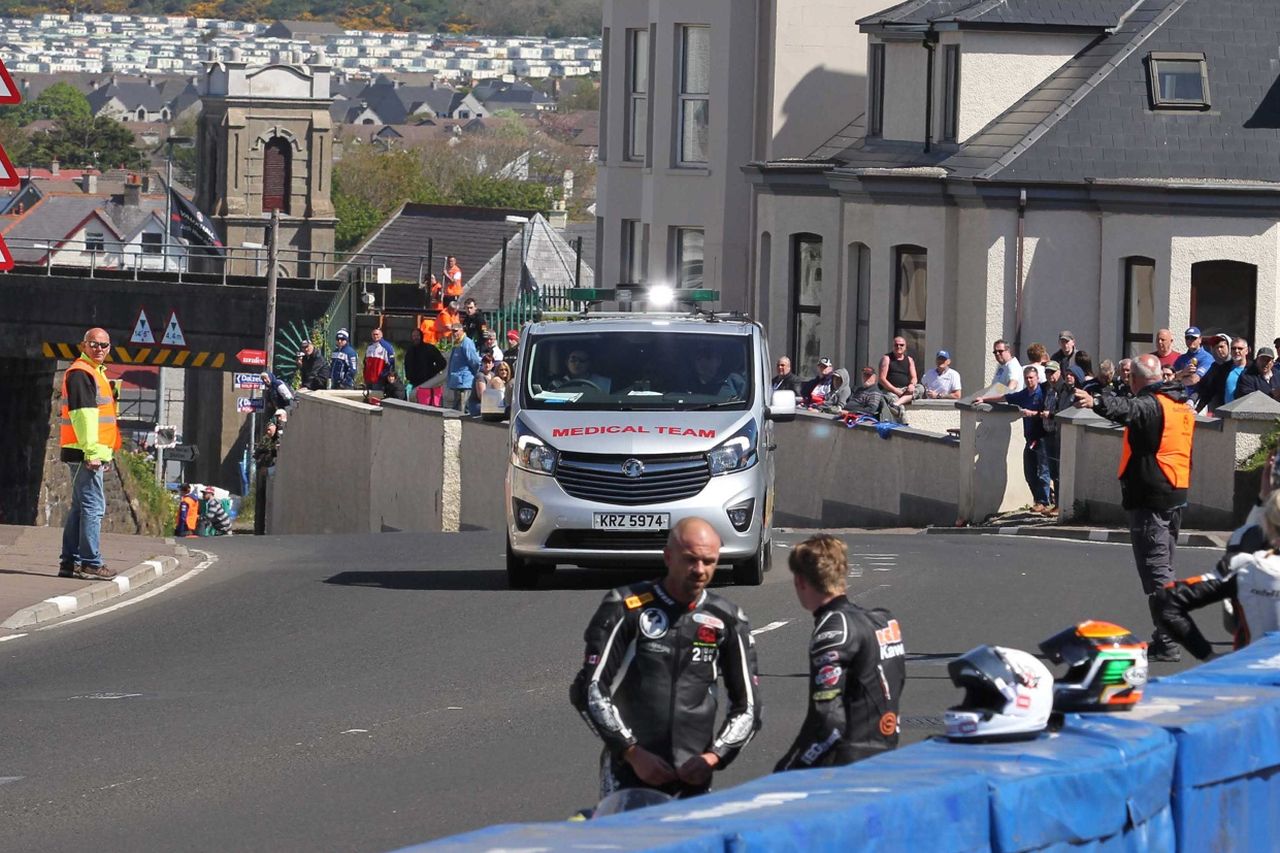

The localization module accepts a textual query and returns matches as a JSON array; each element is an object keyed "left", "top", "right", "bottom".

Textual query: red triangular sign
[
  {"left": 0, "top": 234, "right": 13, "bottom": 271},
  {"left": 0, "top": 58, "right": 17, "bottom": 104}
]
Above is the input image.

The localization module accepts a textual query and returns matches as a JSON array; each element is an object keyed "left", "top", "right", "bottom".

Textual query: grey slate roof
[
  {"left": 466, "top": 214, "right": 595, "bottom": 308},
  {"left": 820, "top": 0, "right": 1280, "bottom": 188},
  {"left": 345, "top": 203, "right": 537, "bottom": 293},
  {"left": 87, "top": 80, "right": 172, "bottom": 114},
  {"left": 343, "top": 80, "right": 460, "bottom": 124},
  {"left": 860, "top": 0, "right": 1138, "bottom": 29}
]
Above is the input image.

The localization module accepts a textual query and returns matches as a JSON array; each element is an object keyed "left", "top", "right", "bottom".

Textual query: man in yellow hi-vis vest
[
  {"left": 59, "top": 327, "right": 121, "bottom": 581},
  {"left": 1074, "top": 352, "right": 1195, "bottom": 662}
]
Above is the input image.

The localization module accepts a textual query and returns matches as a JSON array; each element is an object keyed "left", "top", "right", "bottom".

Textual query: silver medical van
[{"left": 503, "top": 313, "right": 795, "bottom": 588}]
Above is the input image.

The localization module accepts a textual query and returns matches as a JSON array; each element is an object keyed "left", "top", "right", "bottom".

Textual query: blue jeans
[
  {"left": 61, "top": 462, "right": 106, "bottom": 568},
  {"left": 1022, "top": 439, "right": 1051, "bottom": 506}
]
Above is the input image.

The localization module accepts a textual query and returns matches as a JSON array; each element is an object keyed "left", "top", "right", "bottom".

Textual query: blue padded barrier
[
  {"left": 860, "top": 719, "right": 1175, "bottom": 852},
  {"left": 1163, "top": 631, "right": 1280, "bottom": 688},
  {"left": 598, "top": 763, "right": 990, "bottom": 853},
  {"left": 393, "top": 821, "right": 728, "bottom": 853},
  {"left": 1120, "top": 679, "right": 1280, "bottom": 852}
]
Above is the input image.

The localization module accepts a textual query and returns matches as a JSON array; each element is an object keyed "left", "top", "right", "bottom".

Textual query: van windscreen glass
[{"left": 522, "top": 332, "right": 753, "bottom": 411}]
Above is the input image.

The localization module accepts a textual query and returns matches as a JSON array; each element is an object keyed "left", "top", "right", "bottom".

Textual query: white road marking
[
  {"left": 48, "top": 595, "right": 77, "bottom": 614},
  {"left": 340, "top": 728, "right": 369, "bottom": 734},
  {"left": 751, "top": 620, "right": 789, "bottom": 636},
  {"left": 0, "top": 777, "right": 24, "bottom": 786},
  {"left": 112, "top": 575, "right": 131, "bottom": 593},
  {"left": 0, "top": 633, "right": 27, "bottom": 643},
  {"left": 37, "top": 550, "right": 216, "bottom": 631},
  {"left": 67, "top": 692, "right": 143, "bottom": 700}
]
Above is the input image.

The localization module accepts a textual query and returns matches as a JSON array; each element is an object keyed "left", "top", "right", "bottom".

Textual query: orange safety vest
[
  {"left": 59, "top": 357, "right": 121, "bottom": 454},
  {"left": 434, "top": 306, "right": 460, "bottom": 339},
  {"left": 176, "top": 495, "right": 199, "bottom": 535},
  {"left": 444, "top": 264, "right": 463, "bottom": 297},
  {"left": 1118, "top": 393, "right": 1193, "bottom": 488}
]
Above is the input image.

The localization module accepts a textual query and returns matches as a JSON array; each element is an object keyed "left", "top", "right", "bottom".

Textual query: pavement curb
[
  {"left": 927, "top": 526, "right": 1228, "bottom": 548},
  {"left": 0, "top": 548, "right": 186, "bottom": 630}
]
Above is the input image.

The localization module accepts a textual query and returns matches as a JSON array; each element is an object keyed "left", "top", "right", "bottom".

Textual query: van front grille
[{"left": 554, "top": 452, "right": 710, "bottom": 506}]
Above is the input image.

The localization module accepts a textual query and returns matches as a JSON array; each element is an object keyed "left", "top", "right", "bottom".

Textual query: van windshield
[{"left": 522, "top": 331, "right": 754, "bottom": 411}]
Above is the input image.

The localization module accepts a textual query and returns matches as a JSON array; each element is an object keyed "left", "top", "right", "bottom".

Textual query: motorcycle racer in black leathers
[
  {"left": 776, "top": 533, "right": 905, "bottom": 772},
  {"left": 1156, "top": 548, "right": 1280, "bottom": 660},
  {"left": 775, "top": 596, "right": 906, "bottom": 770},
  {"left": 570, "top": 577, "right": 761, "bottom": 797}
]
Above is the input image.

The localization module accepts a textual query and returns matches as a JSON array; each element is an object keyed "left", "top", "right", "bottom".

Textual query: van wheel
[
  {"left": 506, "top": 538, "right": 539, "bottom": 589},
  {"left": 732, "top": 539, "right": 770, "bottom": 586}
]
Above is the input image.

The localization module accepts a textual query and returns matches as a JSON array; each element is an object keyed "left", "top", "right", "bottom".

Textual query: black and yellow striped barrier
[{"left": 42, "top": 342, "right": 227, "bottom": 369}]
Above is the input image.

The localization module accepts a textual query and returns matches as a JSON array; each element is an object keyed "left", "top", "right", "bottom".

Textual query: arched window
[
  {"left": 262, "top": 137, "right": 291, "bottom": 214},
  {"left": 136, "top": 107, "right": 146, "bottom": 121},
  {"left": 790, "top": 233, "right": 822, "bottom": 369},
  {"left": 893, "top": 244, "right": 927, "bottom": 365}
]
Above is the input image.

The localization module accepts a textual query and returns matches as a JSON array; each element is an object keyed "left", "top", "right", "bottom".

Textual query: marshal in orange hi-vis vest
[
  {"left": 59, "top": 359, "right": 121, "bottom": 454},
  {"left": 1118, "top": 393, "right": 1193, "bottom": 488}
]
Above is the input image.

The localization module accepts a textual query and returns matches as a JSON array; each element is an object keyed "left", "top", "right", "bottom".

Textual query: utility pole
[{"left": 264, "top": 208, "right": 280, "bottom": 368}]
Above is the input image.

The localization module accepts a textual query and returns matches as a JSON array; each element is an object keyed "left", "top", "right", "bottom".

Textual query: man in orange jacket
[
  {"left": 1074, "top": 352, "right": 1195, "bottom": 661},
  {"left": 175, "top": 484, "right": 200, "bottom": 537},
  {"left": 59, "top": 327, "right": 121, "bottom": 580},
  {"left": 442, "top": 256, "right": 463, "bottom": 299}
]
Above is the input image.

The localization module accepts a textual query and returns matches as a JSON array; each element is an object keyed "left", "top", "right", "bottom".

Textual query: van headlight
[
  {"left": 707, "top": 420, "right": 758, "bottom": 476},
  {"left": 513, "top": 417, "right": 558, "bottom": 475}
]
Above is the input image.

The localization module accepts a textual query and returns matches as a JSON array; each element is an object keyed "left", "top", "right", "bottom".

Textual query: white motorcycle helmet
[{"left": 945, "top": 645, "right": 1054, "bottom": 742}]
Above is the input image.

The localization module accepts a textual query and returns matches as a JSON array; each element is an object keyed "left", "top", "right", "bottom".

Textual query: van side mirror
[
  {"left": 767, "top": 389, "right": 796, "bottom": 422},
  {"left": 480, "top": 388, "right": 508, "bottom": 422}
]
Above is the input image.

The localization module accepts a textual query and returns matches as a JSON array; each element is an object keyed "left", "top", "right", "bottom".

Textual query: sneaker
[
  {"left": 1148, "top": 638, "right": 1182, "bottom": 663},
  {"left": 75, "top": 564, "right": 117, "bottom": 581},
  {"left": 58, "top": 559, "right": 76, "bottom": 578}
]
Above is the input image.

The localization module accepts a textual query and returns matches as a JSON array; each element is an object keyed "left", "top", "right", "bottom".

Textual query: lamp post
[{"left": 156, "top": 134, "right": 193, "bottom": 486}]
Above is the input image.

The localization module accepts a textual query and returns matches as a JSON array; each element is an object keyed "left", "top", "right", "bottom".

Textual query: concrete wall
[
  {"left": 771, "top": 410, "right": 960, "bottom": 527},
  {"left": 880, "top": 38, "right": 927, "bottom": 142},
  {"left": 956, "top": 404, "right": 1034, "bottom": 522},
  {"left": 270, "top": 391, "right": 380, "bottom": 535},
  {"left": 370, "top": 400, "right": 448, "bottom": 533},
  {"left": 458, "top": 418, "right": 509, "bottom": 531}
]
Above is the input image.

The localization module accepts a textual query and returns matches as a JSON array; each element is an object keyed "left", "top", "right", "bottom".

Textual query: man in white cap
[
  {"left": 922, "top": 350, "right": 962, "bottom": 399},
  {"left": 329, "top": 328, "right": 358, "bottom": 389},
  {"left": 801, "top": 357, "right": 837, "bottom": 406}
]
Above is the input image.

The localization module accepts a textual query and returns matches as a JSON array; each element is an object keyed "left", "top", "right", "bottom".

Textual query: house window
[
  {"left": 622, "top": 219, "right": 647, "bottom": 282},
  {"left": 141, "top": 232, "right": 162, "bottom": 255},
  {"left": 1123, "top": 257, "right": 1156, "bottom": 357},
  {"left": 1191, "top": 260, "right": 1256, "bottom": 347},
  {"left": 791, "top": 234, "right": 822, "bottom": 371},
  {"left": 894, "top": 245, "right": 927, "bottom": 364},
  {"left": 941, "top": 45, "right": 960, "bottom": 142},
  {"left": 868, "top": 43, "right": 885, "bottom": 137},
  {"left": 262, "top": 137, "right": 291, "bottom": 214},
  {"left": 1147, "top": 52, "right": 1210, "bottom": 109},
  {"left": 626, "top": 29, "right": 648, "bottom": 161},
  {"left": 678, "top": 25, "right": 710, "bottom": 165},
  {"left": 85, "top": 231, "right": 105, "bottom": 252},
  {"left": 674, "top": 227, "right": 703, "bottom": 288}
]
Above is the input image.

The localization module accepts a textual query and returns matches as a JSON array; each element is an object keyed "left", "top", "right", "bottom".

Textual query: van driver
[{"left": 553, "top": 349, "right": 612, "bottom": 393}]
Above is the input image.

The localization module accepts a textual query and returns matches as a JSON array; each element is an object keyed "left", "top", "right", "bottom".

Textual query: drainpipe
[
  {"left": 923, "top": 32, "right": 938, "bottom": 153},
  {"left": 1014, "top": 188, "right": 1027, "bottom": 354}
]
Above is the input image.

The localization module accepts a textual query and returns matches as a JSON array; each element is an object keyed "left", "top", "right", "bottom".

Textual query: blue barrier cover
[
  {"left": 393, "top": 821, "right": 727, "bottom": 853},
  {"left": 600, "top": 763, "right": 990, "bottom": 853},
  {"left": 1164, "top": 631, "right": 1280, "bottom": 688},
  {"left": 862, "top": 723, "right": 1173, "bottom": 853},
  {"left": 1121, "top": 680, "right": 1280, "bottom": 852}
]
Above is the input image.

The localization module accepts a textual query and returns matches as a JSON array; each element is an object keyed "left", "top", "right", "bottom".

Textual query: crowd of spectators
[{"left": 780, "top": 325, "right": 1280, "bottom": 518}]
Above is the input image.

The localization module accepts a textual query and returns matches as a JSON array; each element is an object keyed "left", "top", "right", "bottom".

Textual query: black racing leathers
[
  {"left": 775, "top": 596, "right": 906, "bottom": 771},
  {"left": 570, "top": 580, "right": 761, "bottom": 792}
]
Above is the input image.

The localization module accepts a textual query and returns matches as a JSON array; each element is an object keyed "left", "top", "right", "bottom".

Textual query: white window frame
[
  {"left": 677, "top": 25, "right": 710, "bottom": 167},
  {"left": 941, "top": 45, "right": 960, "bottom": 143},
  {"left": 623, "top": 219, "right": 647, "bottom": 283},
  {"left": 868, "top": 43, "right": 885, "bottom": 138},
  {"left": 674, "top": 227, "right": 704, "bottom": 288},
  {"left": 625, "top": 28, "right": 649, "bottom": 161}
]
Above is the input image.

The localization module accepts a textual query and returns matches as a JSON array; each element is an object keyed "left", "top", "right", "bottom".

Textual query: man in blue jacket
[
  {"left": 444, "top": 322, "right": 481, "bottom": 413},
  {"left": 329, "top": 329, "right": 358, "bottom": 389}
]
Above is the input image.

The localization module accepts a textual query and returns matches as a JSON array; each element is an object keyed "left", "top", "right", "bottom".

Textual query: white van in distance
[{"left": 503, "top": 312, "right": 795, "bottom": 588}]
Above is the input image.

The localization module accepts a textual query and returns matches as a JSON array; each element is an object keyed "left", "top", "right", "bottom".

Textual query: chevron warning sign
[{"left": 0, "top": 56, "right": 18, "bottom": 271}]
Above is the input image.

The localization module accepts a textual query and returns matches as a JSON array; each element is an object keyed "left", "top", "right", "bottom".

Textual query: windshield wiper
[{"left": 680, "top": 400, "right": 745, "bottom": 411}]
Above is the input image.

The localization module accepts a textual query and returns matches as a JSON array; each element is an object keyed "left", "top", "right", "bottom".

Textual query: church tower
[{"left": 196, "top": 49, "right": 336, "bottom": 277}]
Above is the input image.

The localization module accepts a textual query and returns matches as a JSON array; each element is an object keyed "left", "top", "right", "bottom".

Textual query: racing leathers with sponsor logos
[
  {"left": 570, "top": 579, "right": 762, "bottom": 797},
  {"left": 775, "top": 596, "right": 906, "bottom": 771},
  {"left": 1156, "top": 548, "right": 1280, "bottom": 660}
]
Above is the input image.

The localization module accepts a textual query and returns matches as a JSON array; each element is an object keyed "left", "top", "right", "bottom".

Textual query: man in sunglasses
[
  {"left": 59, "top": 328, "right": 120, "bottom": 581},
  {"left": 771, "top": 356, "right": 803, "bottom": 396}
]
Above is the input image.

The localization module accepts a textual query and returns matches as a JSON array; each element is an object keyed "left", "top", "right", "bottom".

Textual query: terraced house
[{"left": 749, "top": 0, "right": 1280, "bottom": 377}]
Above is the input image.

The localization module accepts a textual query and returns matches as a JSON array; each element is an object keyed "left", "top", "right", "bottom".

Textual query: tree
[
  {"left": 557, "top": 78, "right": 600, "bottom": 112},
  {"left": 452, "top": 175, "right": 549, "bottom": 212},
  {"left": 23, "top": 115, "right": 145, "bottom": 170},
  {"left": 0, "top": 81, "right": 92, "bottom": 128}
]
